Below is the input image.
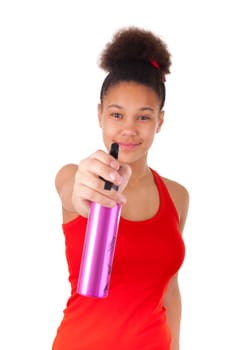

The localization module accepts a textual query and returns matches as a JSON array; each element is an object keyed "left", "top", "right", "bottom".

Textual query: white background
[{"left": 0, "top": 1, "right": 232, "bottom": 349}]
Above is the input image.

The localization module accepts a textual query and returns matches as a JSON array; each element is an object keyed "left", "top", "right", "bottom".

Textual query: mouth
[{"left": 117, "top": 142, "right": 140, "bottom": 151}]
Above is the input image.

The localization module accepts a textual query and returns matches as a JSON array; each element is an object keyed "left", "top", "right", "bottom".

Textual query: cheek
[
  {"left": 143, "top": 128, "right": 156, "bottom": 149},
  {"left": 148, "top": 133, "right": 156, "bottom": 146},
  {"left": 143, "top": 125, "right": 156, "bottom": 139},
  {"left": 101, "top": 121, "right": 117, "bottom": 138}
]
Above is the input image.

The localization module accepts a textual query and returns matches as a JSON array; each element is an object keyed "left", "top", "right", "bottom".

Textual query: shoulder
[
  {"left": 161, "top": 176, "right": 189, "bottom": 233},
  {"left": 161, "top": 176, "right": 189, "bottom": 201},
  {"left": 55, "top": 163, "right": 78, "bottom": 193},
  {"left": 55, "top": 163, "right": 80, "bottom": 223}
]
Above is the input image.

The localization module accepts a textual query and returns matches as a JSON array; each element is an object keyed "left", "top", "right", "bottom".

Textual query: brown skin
[{"left": 55, "top": 82, "right": 189, "bottom": 350}]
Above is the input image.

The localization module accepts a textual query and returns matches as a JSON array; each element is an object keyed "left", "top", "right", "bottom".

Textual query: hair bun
[{"left": 99, "top": 26, "right": 171, "bottom": 76}]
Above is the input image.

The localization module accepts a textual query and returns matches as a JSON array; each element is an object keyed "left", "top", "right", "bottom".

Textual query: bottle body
[{"left": 77, "top": 202, "right": 121, "bottom": 298}]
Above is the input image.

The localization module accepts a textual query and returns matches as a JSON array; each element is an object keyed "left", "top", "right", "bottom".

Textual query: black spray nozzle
[
  {"left": 103, "top": 143, "right": 119, "bottom": 191},
  {"left": 109, "top": 143, "right": 119, "bottom": 160}
]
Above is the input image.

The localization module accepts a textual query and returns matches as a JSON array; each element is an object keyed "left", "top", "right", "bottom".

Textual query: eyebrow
[{"left": 107, "top": 104, "right": 155, "bottom": 112}]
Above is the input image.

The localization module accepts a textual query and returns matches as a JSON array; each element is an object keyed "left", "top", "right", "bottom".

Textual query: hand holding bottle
[{"left": 72, "top": 147, "right": 131, "bottom": 217}]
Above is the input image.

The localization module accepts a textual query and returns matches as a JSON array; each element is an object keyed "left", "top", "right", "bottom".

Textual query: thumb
[{"left": 118, "top": 164, "right": 132, "bottom": 193}]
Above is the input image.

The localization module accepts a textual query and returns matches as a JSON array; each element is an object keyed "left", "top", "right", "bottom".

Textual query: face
[{"left": 98, "top": 82, "right": 164, "bottom": 165}]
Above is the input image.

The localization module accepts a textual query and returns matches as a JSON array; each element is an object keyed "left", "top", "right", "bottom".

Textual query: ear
[
  {"left": 156, "top": 110, "right": 165, "bottom": 133},
  {"left": 97, "top": 103, "right": 103, "bottom": 128}
]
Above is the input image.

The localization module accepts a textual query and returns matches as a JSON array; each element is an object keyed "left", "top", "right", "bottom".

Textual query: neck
[{"left": 127, "top": 161, "right": 151, "bottom": 187}]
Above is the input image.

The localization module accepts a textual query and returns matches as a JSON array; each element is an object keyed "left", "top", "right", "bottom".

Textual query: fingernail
[
  {"left": 119, "top": 194, "right": 127, "bottom": 204},
  {"left": 110, "top": 160, "right": 119, "bottom": 170},
  {"left": 109, "top": 172, "right": 116, "bottom": 181},
  {"left": 111, "top": 174, "right": 122, "bottom": 186},
  {"left": 118, "top": 176, "right": 123, "bottom": 185}
]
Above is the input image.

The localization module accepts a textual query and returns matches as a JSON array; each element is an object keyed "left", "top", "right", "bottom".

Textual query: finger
[
  {"left": 118, "top": 164, "right": 132, "bottom": 192},
  {"left": 80, "top": 157, "right": 122, "bottom": 187},
  {"left": 77, "top": 184, "right": 122, "bottom": 208},
  {"left": 75, "top": 199, "right": 91, "bottom": 218},
  {"left": 75, "top": 170, "right": 118, "bottom": 195},
  {"left": 90, "top": 150, "right": 120, "bottom": 170}
]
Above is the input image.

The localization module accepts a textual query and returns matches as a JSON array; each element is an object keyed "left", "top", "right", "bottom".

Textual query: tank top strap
[{"left": 150, "top": 168, "right": 179, "bottom": 222}]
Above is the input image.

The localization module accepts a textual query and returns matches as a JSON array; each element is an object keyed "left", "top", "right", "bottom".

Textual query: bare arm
[
  {"left": 163, "top": 183, "right": 189, "bottom": 350},
  {"left": 55, "top": 163, "right": 78, "bottom": 213},
  {"left": 163, "top": 274, "right": 182, "bottom": 350}
]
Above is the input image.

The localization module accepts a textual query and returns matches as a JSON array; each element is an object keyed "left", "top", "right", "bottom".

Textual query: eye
[
  {"left": 138, "top": 115, "right": 150, "bottom": 121},
  {"left": 111, "top": 113, "right": 122, "bottom": 119}
]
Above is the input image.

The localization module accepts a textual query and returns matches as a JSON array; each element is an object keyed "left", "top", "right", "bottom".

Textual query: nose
[{"left": 121, "top": 118, "right": 137, "bottom": 136}]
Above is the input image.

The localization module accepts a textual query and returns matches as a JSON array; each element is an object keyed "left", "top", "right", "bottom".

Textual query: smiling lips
[{"left": 118, "top": 142, "right": 140, "bottom": 151}]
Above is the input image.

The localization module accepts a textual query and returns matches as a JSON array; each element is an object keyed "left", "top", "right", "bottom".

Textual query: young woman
[{"left": 52, "top": 27, "right": 189, "bottom": 350}]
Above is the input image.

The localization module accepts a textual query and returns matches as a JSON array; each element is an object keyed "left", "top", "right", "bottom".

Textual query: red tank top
[{"left": 52, "top": 169, "right": 185, "bottom": 350}]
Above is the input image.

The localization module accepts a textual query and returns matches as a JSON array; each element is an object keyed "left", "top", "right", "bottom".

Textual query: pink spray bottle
[{"left": 77, "top": 143, "right": 121, "bottom": 298}]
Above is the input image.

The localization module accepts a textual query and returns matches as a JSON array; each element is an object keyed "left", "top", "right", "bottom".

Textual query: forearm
[
  {"left": 163, "top": 275, "right": 182, "bottom": 350},
  {"left": 166, "top": 289, "right": 182, "bottom": 350}
]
